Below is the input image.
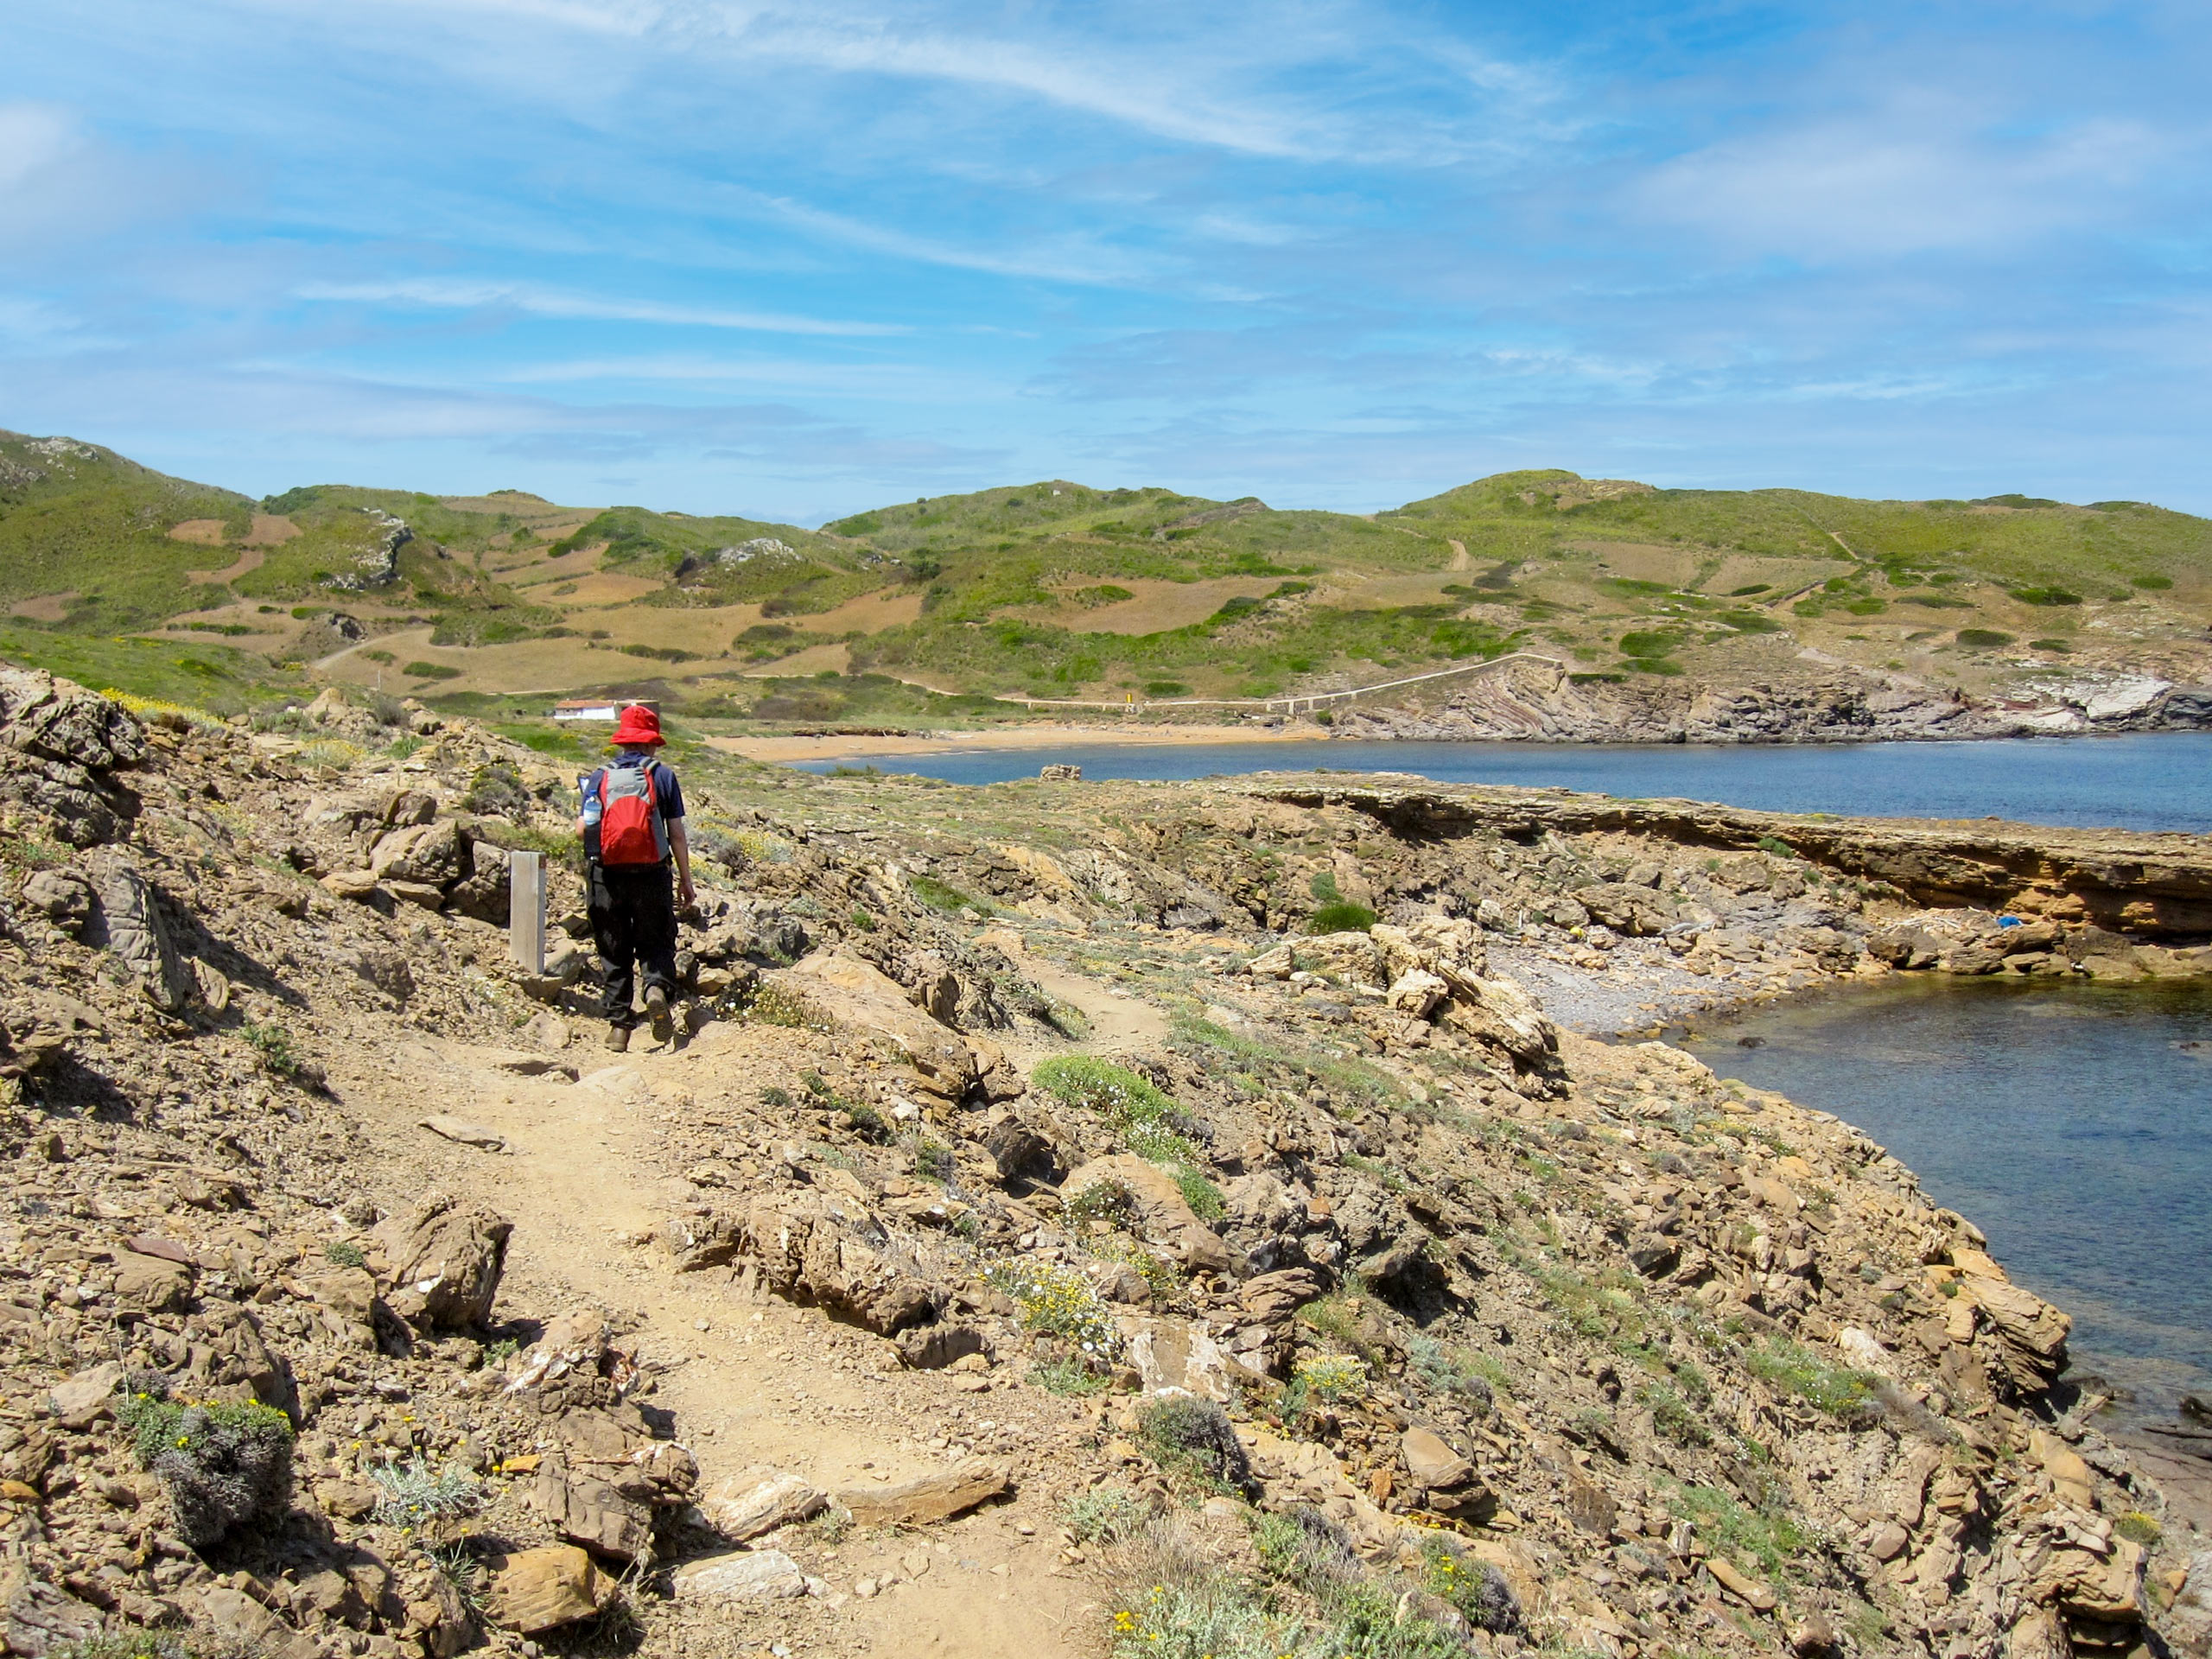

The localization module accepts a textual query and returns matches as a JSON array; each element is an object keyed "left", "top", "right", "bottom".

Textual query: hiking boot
[
  {"left": 604, "top": 1023, "right": 632, "bottom": 1053},
  {"left": 645, "top": 985, "right": 673, "bottom": 1045}
]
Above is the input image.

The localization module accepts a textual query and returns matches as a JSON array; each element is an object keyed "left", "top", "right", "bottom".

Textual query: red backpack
[{"left": 594, "top": 764, "right": 669, "bottom": 866}]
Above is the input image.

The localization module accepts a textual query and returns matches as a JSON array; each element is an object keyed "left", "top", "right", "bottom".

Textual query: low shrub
[
  {"left": 1639, "top": 1380, "right": 1710, "bottom": 1446},
  {"left": 403, "top": 661, "right": 462, "bottom": 680},
  {"left": 1135, "top": 1395, "right": 1251, "bottom": 1493},
  {"left": 369, "top": 1456, "right": 481, "bottom": 1530},
  {"left": 102, "top": 690, "right": 226, "bottom": 732},
  {"left": 1417, "top": 1533, "right": 1521, "bottom": 1632},
  {"left": 1288, "top": 1352, "right": 1368, "bottom": 1406},
  {"left": 906, "top": 1132, "right": 955, "bottom": 1185},
  {"left": 463, "top": 760, "right": 531, "bottom": 818},
  {"left": 1251, "top": 1509, "right": 1478, "bottom": 1656},
  {"left": 1066, "top": 1176, "right": 1138, "bottom": 1226},
  {"left": 1406, "top": 1335, "right": 1502, "bottom": 1410},
  {"left": 118, "top": 1386, "right": 295, "bottom": 1548},
  {"left": 985, "top": 1259, "right": 1122, "bottom": 1359}
]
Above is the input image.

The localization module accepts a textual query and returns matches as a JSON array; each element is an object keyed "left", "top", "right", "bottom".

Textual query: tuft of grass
[
  {"left": 1746, "top": 1337, "right": 1878, "bottom": 1420},
  {"left": 909, "top": 872, "right": 978, "bottom": 912},
  {"left": 296, "top": 738, "right": 367, "bottom": 770},
  {"left": 2114, "top": 1510, "right": 2161, "bottom": 1546},
  {"left": 1030, "top": 1355, "right": 1111, "bottom": 1396},
  {"left": 1084, "top": 1232, "right": 1181, "bottom": 1300},
  {"left": 242, "top": 1020, "right": 306, "bottom": 1081},
  {"left": 733, "top": 979, "right": 827, "bottom": 1031},
  {"left": 1064, "top": 1484, "right": 1151, "bottom": 1544},
  {"left": 1667, "top": 1482, "right": 1808, "bottom": 1580},
  {"left": 1295, "top": 1292, "right": 1384, "bottom": 1364},
  {"left": 53, "top": 1638, "right": 264, "bottom": 1659},
  {"left": 324, "top": 1240, "right": 365, "bottom": 1268},
  {"left": 1306, "top": 899, "right": 1377, "bottom": 934},
  {"left": 1407, "top": 1335, "right": 1503, "bottom": 1409}
]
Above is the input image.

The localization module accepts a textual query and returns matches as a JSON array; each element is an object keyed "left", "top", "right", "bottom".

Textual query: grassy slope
[
  {"left": 0, "top": 431, "right": 252, "bottom": 630},
  {"left": 3, "top": 430, "right": 2208, "bottom": 728}
]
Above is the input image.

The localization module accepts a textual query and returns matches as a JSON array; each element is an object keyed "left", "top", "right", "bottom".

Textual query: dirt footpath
[{"left": 325, "top": 1019, "right": 1105, "bottom": 1657}]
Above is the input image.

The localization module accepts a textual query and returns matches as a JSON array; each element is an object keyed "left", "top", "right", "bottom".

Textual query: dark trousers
[{"left": 588, "top": 862, "right": 677, "bottom": 1027}]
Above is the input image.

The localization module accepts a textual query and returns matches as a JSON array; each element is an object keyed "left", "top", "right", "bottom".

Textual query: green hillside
[{"left": 2, "top": 428, "right": 2208, "bottom": 729}]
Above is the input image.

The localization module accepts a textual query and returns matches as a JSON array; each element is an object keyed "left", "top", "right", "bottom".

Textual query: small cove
[
  {"left": 1681, "top": 976, "right": 2212, "bottom": 1422},
  {"left": 797, "top": 729, "right": 2212, "bottom": 831},
  {"left": 798, "top": 728, "right": 2212, "bottom": 1418}
]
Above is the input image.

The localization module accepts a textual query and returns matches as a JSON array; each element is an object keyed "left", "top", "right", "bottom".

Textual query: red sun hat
[{"left": 610, "top": 704, "right": 664, "bottom": 747}]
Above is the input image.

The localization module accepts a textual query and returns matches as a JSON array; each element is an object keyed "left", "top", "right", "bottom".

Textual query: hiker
[{"left": 577, "top": 704, "right": 695, "bottom": 1051}]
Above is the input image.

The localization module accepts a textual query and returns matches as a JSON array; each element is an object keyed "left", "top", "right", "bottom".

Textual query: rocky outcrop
[
  {"left": 321, "top": 509, "right": 410, "bottom": 591},
  {"left": 372, "top": 1193, "right": 512, "bottom": 1329},
  {"left": 1333, "top": 653, "right": 2212, "bottom": 744},
  {"left": 1243, "top": 775, "right": 2212, "bottom": 940},
  {"left": 0, "top": 666, "right": 143, "bottom": 844}
]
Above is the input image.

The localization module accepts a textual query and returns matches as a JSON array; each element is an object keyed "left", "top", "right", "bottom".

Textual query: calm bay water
[
  {"left": 1683, "top": 976, "right": 2212, "bottom": 1416},
  {"left": 799, "top": 730, "right": 2212, "bottom": 832}
]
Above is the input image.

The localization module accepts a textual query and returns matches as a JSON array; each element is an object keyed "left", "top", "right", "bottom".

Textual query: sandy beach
[{"left": 707, "top": 719, "right": 1329, "bottom": 765}]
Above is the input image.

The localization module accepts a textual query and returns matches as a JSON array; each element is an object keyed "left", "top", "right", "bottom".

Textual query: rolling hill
[{"left": 3, "top": 429, "right": 2209, "bottom": 736}]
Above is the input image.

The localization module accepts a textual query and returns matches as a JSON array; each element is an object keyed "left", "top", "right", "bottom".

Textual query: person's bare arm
[{"left": 669, "top": 818, "right": 696, "bottom": 908}]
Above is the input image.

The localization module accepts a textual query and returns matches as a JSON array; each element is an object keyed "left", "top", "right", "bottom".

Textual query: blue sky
[{"left": 4, "top": 1, "right": 2209, "bottom": 523}]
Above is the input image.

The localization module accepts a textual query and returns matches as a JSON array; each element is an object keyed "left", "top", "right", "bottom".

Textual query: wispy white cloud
[
  {"left": 305, "top": 0, "right": 1560, "bottom": 166},
  {"left": 1636, "top": 90, "right": 2181, "bottom": 258},
  {"left": 492, "top": 352, "right": 1007, "bottom": 397},
  {"left": 0, "top": 99, "right": 213, "bottom": 251},
  {"left": 723, "top": 188, "right": 1159, "bottom": 287},
  {"left": 294, "top": 276, "right": 906, "bottom": 335},
  {"left": 0, "top": 103, "right": 79, "bottom": 191}
]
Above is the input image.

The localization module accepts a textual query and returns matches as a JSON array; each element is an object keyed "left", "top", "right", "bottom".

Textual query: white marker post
[{"left": 509, "top": 849, "right": 546, "bottom": 974}]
